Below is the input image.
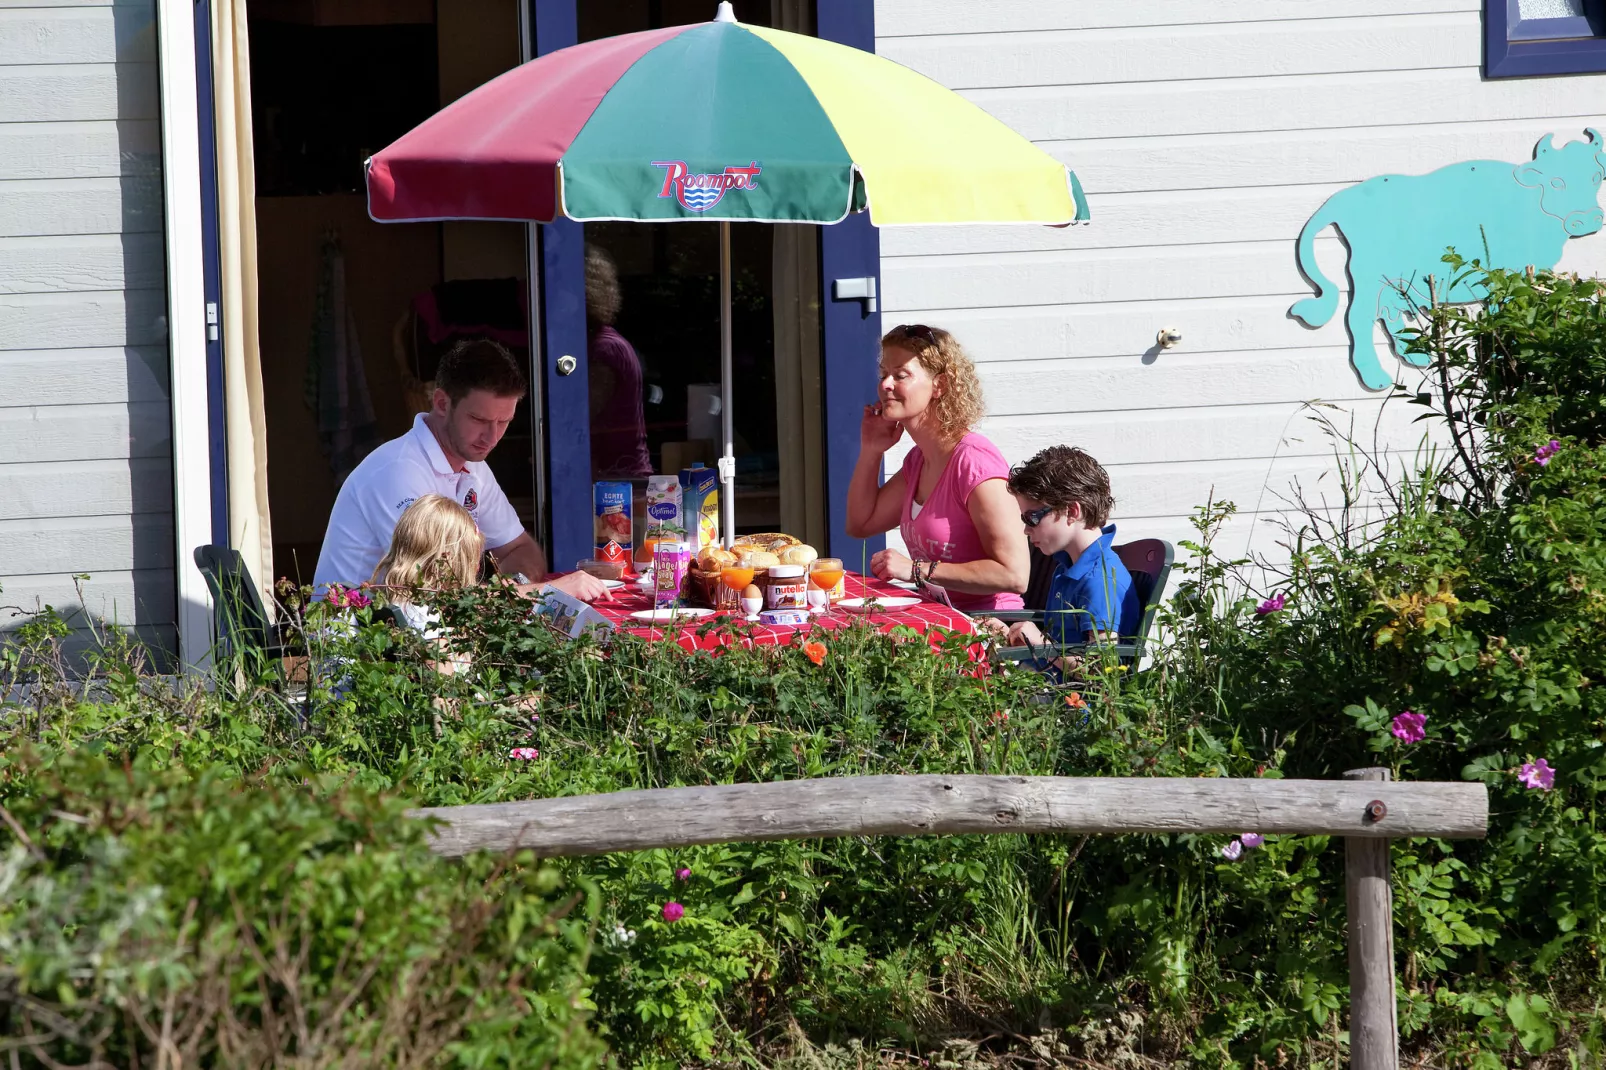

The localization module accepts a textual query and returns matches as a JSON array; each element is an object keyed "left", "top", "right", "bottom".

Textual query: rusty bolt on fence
[{"left": 1365, "top": 799, "right": 1388, "bottom": 823}]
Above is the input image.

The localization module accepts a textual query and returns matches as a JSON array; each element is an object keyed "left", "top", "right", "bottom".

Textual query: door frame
[
  {"left": 816, "top": 0, "right": 885, "bottom": 567},
  {"left": 158, "top": 0, "right": 215, "bottom": 670}
]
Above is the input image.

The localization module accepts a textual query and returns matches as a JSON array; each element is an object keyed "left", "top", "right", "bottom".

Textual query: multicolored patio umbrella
[{"left": 367, "top": 2, "right": 1089, "bottom": 543}]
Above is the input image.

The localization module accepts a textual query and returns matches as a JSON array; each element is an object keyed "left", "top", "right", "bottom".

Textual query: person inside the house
[
  {"left": 844, "top": 323, "right": 1028, "bottom": 613},
  {"left": 978, "top": 445, "right": 1141, "bottom": 674},
  {"left": 313, "top": 338, "right": 611, "bottom": 602},
  {"left": 586, "top": 245, "right": 652, "bottom": 479}
]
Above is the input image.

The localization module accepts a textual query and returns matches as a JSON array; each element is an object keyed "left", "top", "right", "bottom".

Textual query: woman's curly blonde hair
[{"left": 879, "top": 324, "right": 985, "bottom": 443}]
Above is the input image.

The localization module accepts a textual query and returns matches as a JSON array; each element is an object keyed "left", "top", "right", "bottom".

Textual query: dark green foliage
[
  {"left": 0, "top": 751, "right": 603, "bottom": 1068},
  {"left": 2, "top": 262, "right": 1604, "bottom": 1067}
]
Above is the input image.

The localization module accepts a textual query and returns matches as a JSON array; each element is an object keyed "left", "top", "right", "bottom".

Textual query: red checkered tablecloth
[{"left": 586, "top": 571, "right": 975, "bottom": 653}]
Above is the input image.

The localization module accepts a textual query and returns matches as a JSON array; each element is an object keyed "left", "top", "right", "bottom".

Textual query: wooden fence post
[{"left": 1344, "top": 767, "right": 1398, "bottom": 1070}]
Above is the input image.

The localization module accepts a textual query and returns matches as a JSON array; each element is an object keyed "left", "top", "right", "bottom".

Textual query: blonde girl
[{"left": 371, "top": 494, "right": 485, "bottom": 636}]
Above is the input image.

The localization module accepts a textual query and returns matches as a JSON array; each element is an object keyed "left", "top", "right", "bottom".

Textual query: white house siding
[
  {"left": 0, "top": 0, "right": 176, "bottom": 658},
  {"left": 874, "top": 0, "right": 1606, "bottom": 567}
]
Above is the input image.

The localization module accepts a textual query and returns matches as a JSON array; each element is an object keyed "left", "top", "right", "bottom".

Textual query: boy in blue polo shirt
[{"left": 981, "top": 446, "right": 1141, "bottom": 673}]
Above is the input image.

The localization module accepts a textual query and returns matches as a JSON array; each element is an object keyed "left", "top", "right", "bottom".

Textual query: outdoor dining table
[{"left": 588, "top": 571, "right": 975, "bottom": 654}]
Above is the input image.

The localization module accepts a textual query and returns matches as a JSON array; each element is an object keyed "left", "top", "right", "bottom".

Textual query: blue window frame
[{"left": 1486, "top": 0, "right": 1606, "bottom": 77}]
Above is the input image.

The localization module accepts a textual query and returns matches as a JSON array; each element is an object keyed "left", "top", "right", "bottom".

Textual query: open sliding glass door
[{"left": 528, "top": 0, "right": 882, "bottom": 568}]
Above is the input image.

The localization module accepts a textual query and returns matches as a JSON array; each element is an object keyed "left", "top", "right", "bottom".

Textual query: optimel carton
[
  {"left": 679, "top": 463, "right": 719, "bottom": 553},
  {"left": 644, "top": 474, "right": 684, "bottom": 547}
]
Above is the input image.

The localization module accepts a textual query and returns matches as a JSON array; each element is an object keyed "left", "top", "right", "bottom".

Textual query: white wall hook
[{"left": 1156, "top": 327, "right": 1183, "bottom": 349}]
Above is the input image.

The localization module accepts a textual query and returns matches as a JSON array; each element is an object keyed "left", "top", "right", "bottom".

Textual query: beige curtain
[
  {"left": 772, "top": 225, "right": 826, "bottom": 548},
  {"left": 770, "top": 0, "right": 826, "bottom": 548},
  {"left": 212, "top": 0, "right": 274, "bottom": 605}
]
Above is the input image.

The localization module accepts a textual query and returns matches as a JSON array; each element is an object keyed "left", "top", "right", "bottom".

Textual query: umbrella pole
[{"left": 719, "top": 220, "right": 735, "bottom": 549}]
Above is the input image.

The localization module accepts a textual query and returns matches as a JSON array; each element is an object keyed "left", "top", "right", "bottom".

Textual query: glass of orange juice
[
  {"left": 809, "top": 558, "right": 844, "bottom": 614},
  {"left": 721, "top": 563, "right": 756, "bottom": 615}
]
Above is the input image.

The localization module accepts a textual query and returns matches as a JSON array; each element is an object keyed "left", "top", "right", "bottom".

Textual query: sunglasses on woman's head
[
  {"left": 891, "top": 323, "right": 939, "bottom": 349},
  {"left": 1021, "top": 505, "right": 1054, "bottom": 528}
]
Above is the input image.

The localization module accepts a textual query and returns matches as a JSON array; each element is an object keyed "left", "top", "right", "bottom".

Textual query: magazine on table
[{"left": 530, "top": 588, "right": 615, "bottom": 639}]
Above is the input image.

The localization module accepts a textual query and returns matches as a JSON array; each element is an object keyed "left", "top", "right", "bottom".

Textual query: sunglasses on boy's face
[{"left": 1021, "top": 505, "right": 1055, "bottom": 528}]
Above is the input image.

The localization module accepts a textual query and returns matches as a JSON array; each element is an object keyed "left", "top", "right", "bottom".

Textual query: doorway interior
[
  {"left": 249, "top": 0, "right": 534, "bottom": 586},
  {"left": 249, "top": 0, "right": 828, "bottom": 586}
]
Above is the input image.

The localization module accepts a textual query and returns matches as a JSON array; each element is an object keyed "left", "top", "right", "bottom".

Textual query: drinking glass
[
  {"left": 721, "top": 564, "right": 756, "bottom": 615},
  {"left": 809, "top": 558, "right": 844, "bottom": 615}
]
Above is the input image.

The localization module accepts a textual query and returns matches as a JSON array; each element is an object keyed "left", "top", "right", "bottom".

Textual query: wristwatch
[{"left": 512, "top": 572, "right": 533, "bottom": 585}]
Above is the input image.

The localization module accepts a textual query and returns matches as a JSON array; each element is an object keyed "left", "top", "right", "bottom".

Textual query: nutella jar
[{"left": 765, "top": 564, "right": 808, "bottom": 610}]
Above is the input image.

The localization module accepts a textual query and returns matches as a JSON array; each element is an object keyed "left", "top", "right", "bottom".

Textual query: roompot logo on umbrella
[{"left": 653, "top": 160, "right": 762, "bottom": 211}]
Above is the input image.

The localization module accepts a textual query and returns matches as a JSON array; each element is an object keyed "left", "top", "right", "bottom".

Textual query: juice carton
[
  {"left": 679, "top": 463, "right": 719, "bottom": 553},
  {"left": 644, "top": 474, "right": 684, "bottom": 555},
  {"left": 593, "top": 481, "right": 633, "bottom": 568},
  {"left": 652, "top": 540, "right": 692, "bottom": 608}
]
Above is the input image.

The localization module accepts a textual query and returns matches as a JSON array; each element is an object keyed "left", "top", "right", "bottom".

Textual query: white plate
[
  {"left": 838, "top": 595, "right": 922, "bottom": 612},
  {"left": 887, "top": 579, "right": 918, "bottom": 590},
  {"left": 628, "top": 607, "right": 716, "bottom": 623}
]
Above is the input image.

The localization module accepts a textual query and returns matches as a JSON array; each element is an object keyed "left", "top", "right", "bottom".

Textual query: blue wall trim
[
  {"left": 193, "top": 0, "right": 228, "bottom": 548},
  {"left": 1486, "top": 0, "right": 1606, "bottom": 78},
  {"left": 532, "top": 0, "right": 594, "bottom": 568},
  {"left": 817, "top": 0, "right": 884, "bottom": 568}
]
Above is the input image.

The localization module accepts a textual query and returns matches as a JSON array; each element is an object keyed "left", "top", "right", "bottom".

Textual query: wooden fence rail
[{"left": 410, "top": 771, "right": 1488, "bottom": 1070}]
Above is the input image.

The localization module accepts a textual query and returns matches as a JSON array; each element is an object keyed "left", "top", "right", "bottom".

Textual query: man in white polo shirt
[{"left": 313, "top": 339, "right": 609, "bottom": 602}]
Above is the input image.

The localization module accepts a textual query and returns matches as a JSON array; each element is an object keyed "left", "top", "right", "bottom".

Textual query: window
[{"left": 1486, "top": 0, "right": 1606, "bottom": 77}]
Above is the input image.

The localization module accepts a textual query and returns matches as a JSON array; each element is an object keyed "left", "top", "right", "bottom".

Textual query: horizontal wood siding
[
  {"left": 0, "top": 0, "right": 174, "bottom": 655},
  {"left": 874, "top": 0, "right": 1606, "bottom": 563}
]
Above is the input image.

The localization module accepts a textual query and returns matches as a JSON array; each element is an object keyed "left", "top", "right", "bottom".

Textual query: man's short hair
[
  {"left": 1008, "top": 445, "right": 1115, "bottom": 528},
  {"left": 435, "top": 339, "right": 527, "bottom": 404}
]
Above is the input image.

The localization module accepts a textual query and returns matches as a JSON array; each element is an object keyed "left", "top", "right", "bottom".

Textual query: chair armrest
[
  {"left": 994, "top": 642, "right": 1089, "bottom": 663},
  {"left": 985, "top": 610, "right": 1041, "bottom": 623}
]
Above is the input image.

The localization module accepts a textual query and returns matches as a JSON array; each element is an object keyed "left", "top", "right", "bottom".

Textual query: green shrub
[
  {"left": 4, "top": 261, "right": 1606, "bottom": 1067},
  {"left": 0, "top": 748, "right": 603, "bottom": 1069}
]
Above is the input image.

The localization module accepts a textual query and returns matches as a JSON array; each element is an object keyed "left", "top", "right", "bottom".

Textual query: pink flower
[
  {"left": 676, "top": 867, "right": 692, "bottom": 881},
  {"left": 1256, "top": 593, "right": 1287, "bottom": 616},
  {"left": 662, "top": 901, "right": 685, "bottom": 923},
  {"left": 1240, "top": 833, "right": 1265, "bottom": 849},
  {"left": 508, "top": 747, "right": 540, "bottom": 761},
  {"left": 1519, "top": 758, "right": 1556, "bottom": 791},
  {"left": 1220, "top": 839, "right": 1244, "bottom": 861},
  {"left": 1534, "top": 439, "right": 1561, "bottom": 467},
  {"left": 326, "top": 585, "right": 349, "bottom": 608},
  {"left": 1390, "top": 710, "right": 1426, "bottom": 744},
  {"left": 345, "top": 589, "right": 372, "bottom": 610}
]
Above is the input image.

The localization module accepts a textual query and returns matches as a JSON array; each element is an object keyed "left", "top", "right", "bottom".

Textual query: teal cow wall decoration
[{"left": 1291, "top": 129, "right": 1606, "bottom": 389}]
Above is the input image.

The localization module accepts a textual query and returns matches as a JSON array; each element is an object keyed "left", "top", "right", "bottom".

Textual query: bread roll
[
  {"left": 779, "top": 544, "right": 818, "bottom": 567},
  {"left": 734, "top": 532, "right": 800, "bottom": 553},
  {"left": 697, "top": 546, "right": 737, "bottom": 571},
  {"left": 744, "top": 551, "right": 781, "bottom": 569}
]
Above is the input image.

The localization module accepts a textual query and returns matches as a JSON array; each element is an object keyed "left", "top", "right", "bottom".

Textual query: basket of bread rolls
[{"left": 687, "top": 534, "right": 824, "bottom": 608}]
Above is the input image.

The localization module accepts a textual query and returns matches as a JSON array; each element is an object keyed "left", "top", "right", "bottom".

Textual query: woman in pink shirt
[{"left": 844, "top": 324, "right": 1027, "bottom": 614}]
